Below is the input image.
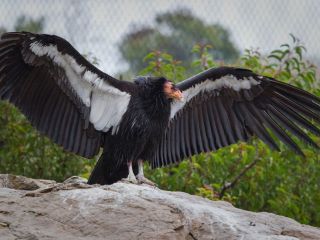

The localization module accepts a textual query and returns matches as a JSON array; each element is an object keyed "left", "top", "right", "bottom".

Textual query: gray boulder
[{"left": 0, "top": 174, "right": 319, "bottom": 240}]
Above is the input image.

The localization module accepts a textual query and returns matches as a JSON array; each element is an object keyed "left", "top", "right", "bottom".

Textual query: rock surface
[{"left": 0, "top": 174, "right": 319, "bottom": 240}]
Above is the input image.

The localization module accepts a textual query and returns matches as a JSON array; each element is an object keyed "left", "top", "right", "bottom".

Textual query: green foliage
[
  {"left": 140, "top": 51, "right": 186, "bottom": 82},
  {"left": 191, "top": 43, "right": 216, "bottom": 70},
  {"left": 143, "top": 36, "right": 320, "bottom": 227},
  {"left": 0, "top": 15, "right": 45, "bottom": 34},
  {"left": 119, "top": 9, "right": 239, "bottom": 75},
  {"left": 14, "top": 15, "right": 45, "bottom": 33}
]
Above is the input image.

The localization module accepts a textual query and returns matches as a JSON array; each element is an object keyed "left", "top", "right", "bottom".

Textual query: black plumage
[{"left": 1, "top": 32, "right": 320, "bottom": 185}]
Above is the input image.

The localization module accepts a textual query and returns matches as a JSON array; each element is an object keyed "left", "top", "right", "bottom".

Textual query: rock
[
  {"left": 0, "top": 174, "right": 319, "bottom": 240},
  {"left": 0, "top": 174, "right": 56, "bottom": 190}
]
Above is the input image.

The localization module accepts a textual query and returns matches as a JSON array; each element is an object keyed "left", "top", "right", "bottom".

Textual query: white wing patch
[
  {"left": 29, "top": 42, "right": 130, "bottom": 133},
  {"left": 89, "top": 90, "right": 128, "bottom": 134},
  {"left": 170, "top": 75, "right": 260, "bottom": 119}
]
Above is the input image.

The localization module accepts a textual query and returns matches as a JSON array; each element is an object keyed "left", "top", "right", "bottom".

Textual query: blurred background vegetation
[
  {"left": 1, "top": 3, "right": 320, "bottom": 228},
  {"left": 119, "top": 9, "right": 239, "bottom": 76}
]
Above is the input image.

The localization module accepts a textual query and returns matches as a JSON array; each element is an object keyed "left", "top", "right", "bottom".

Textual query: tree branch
[{"left": 219, "top": 157, "right": 260, "bottom": 199}]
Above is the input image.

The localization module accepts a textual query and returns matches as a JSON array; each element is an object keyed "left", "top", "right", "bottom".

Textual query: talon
[
  {"left": 121, "top": 176, "right": 138, "bottom": 184},
  {"left": 135, "top": 159, "right": 157, "bottom": 186},
  {"left": 136, "top": 174, "right": 156, "bottom": 186}
]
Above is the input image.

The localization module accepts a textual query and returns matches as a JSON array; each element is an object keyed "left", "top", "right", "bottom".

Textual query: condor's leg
[
  {"left": 121, "top": 161, "right": 138, "bottom": 184},
  {"left": 136, "top": 159, "right": 156, "bottom": 186}
]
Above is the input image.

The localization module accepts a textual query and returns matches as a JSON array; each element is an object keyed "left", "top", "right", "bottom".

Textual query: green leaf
[
  {"left": 280, "top": 44, "right": 290, "bottom": 49},
  {"left": 143, "top": 52, "right": 156, "bottom": 62},
  {"left": 295, "top": 46, "right": 303, "bottom": 60},
  {"left": 268, "top": 54, "right": 282, "bottom": 62},
  {"left": 161, "top": 53, "right": 173, "bottom": 61},
  {"left": 270, "top": 50, "right": 285, "bottom": 56}
]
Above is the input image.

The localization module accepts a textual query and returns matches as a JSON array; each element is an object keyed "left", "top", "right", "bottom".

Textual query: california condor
[{"left": 1, "top": 32, "right": 320, "bottom": 185}]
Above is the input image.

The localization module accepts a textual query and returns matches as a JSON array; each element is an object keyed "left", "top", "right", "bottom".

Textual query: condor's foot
[
  {"left": 136, "top": 174, "right": 156, "bottom": 186},
  {"left": 120, "top": 160, "right": 138, "bottom": 184},
  {"left": 120, "top": 175, "right": 138, "bottom": 184}
]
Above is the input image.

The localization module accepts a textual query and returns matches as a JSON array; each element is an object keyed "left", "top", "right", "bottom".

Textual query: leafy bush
[{"left": 143, "top": 36, "right": 320, "bottom": 227}]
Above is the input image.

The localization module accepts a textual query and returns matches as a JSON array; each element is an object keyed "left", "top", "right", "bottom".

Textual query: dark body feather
[{"left": 88, "top": 78, "right": 171, "bottom": 184}]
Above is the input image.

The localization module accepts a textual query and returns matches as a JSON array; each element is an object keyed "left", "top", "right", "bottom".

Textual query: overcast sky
[{"left": 1, "top": 0, "right": 319, "bottom": 75}]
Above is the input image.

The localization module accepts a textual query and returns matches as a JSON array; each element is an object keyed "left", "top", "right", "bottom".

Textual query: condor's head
[{"left": 134, "top": 76, "right": 183, "bottom": 102}]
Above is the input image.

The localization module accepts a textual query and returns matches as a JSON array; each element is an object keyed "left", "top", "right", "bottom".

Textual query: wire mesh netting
[{"left": 1, "top": 0, "right": 319, "bottom": 76}]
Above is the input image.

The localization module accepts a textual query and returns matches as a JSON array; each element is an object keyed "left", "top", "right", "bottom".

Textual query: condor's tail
[{"left": 87, "top": 152, "right": 137, "bottom": 185}]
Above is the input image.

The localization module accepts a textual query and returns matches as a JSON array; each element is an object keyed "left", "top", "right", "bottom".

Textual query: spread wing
[
  {"left": 152, "top": 67, "right": 320, "bottom": 167},
  {"left": 0, "top": 32, "right": 135, "bottom": 158}
]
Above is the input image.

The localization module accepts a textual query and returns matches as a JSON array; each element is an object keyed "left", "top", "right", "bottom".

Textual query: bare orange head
[{"left": 163, "top": 81, "right": 183, "bottom": 101}]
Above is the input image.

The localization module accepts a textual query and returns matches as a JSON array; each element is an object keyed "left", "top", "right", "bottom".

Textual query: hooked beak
[
  {"left": 164, "top": 81, "right": 183, "bottom": 101},
  {"left": 170, "top": 88, "right": 183, "bottom": 101}
]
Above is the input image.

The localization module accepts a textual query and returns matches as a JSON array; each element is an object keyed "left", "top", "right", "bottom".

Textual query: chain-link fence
[{"left": 1, "top": 0, "right": 319, "bottom": 76}]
